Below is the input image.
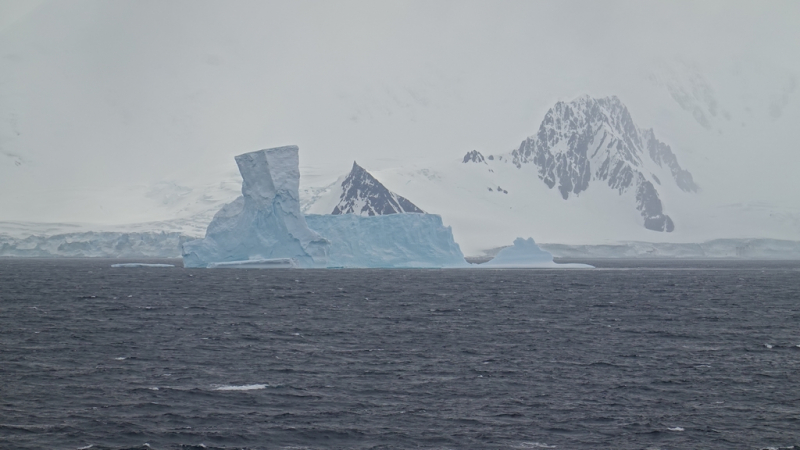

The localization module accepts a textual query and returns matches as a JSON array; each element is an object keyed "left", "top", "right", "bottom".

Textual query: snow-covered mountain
[
  {"left": 303, "top": 94, "right": 799, "bottom": 256},
  {"left": 499, "top": 95, "right": 696, "bottom": 232},
  {"left": 329, "top": 162, "right": 424, "bottom": 216}
]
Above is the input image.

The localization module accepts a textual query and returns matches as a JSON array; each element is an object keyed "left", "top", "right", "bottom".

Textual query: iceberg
[
  {"left": 305, "top": 214, "right": 468, "bottom": 268},
  {"left": 110, "top": 263, "right": 175, "bottom": 268},
  {"left": 182, "top": 146, "right": 330, "bottom": 268},
  {"left": 480, "top": 237, "right": 592, "bottom": 269},
  {"left": 182, "top": 146, "right": 468, "bottom": 268}
]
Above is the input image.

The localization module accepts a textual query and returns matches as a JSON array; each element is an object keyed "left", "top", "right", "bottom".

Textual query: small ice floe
[
  {"left": 213, "top": 384, "right": 268, "bottom": 391},
  {"left": 668, "top": 427, "right": 685, "bottom": 432},
  {"left": 512, "top": 442, "right": 556, "bottom": 449},
  {"left": 207, "top": 259, "right": 297, "bottom": 269},
  {"left": 113, "top": 357, "right": 127, "bottom": 360},
  {"left": 111, "top": 263, "right": 175, "bottom": 268},
  {"left": 765, "top": 344, "right": 774, "bottom": 349}
]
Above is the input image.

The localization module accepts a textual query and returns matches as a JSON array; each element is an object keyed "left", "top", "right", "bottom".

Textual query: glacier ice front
[{"left": 182, "top": 146, "right": 467, "bottom": 268}]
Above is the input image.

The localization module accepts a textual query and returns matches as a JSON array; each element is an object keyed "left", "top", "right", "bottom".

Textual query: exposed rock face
[
  {"left": 635, "top": 174, "right": 675, "bottom": 232},
  {"left": 642, "top": 129, "right": 697, "bottom": 193},
  {"left": 331, "top": 162, "right": 424, "bottom": 216},
  {"left": 509, "top": 95, "right": 696, "bottom": 231},
  {"left": 462, "top": 150, "right": 486, "bottom": 164},
  {"left": 182, "top": 146, "right": 330, "bottom": 268}
]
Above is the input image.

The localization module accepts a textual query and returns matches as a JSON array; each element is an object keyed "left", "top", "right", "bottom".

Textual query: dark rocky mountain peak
[
  {"left": 463, "top": 150, "right": 486, "bottom": 164},
  {"left": 508, "top": 95, "right": 697, "bottom": 232},
  {"left": 331, "top": 162, "right": 425, "bottom": 216}
]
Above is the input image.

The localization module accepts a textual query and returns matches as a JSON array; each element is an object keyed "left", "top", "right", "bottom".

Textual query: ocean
[{"left": 1, "top": 259, "right": 799, "bottom": 450}]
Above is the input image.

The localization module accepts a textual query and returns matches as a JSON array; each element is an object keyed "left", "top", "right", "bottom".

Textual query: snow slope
[
  {"left": 337, "top": 153, "right": 800, "bottom": 257},
  {"left": 303, "top": 94, "right": 800, "bottom": 256},
  {"left": 508, "top": 95, "right": 697, "bottom": 232},
  {"left": 2, "top": 55, "right": 798, "bottom": 258}
]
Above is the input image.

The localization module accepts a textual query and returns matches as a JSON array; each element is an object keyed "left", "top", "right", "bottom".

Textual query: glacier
[
  {"left": 306, "top": 214, "right": 467, "bottom": 268},
  {"left": 182, "top": 146, "right": 468, "bottom": 268},
  {"left": 0, "top": 231, "right": 187, "bottom": 258},
  {"left": 480, "top": 237, "right": 592, "bottom": 269}
]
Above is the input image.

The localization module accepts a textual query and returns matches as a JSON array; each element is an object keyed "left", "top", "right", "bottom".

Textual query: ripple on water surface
[{"left": 0, "top": 258, "right": 799, "bottom": 449}]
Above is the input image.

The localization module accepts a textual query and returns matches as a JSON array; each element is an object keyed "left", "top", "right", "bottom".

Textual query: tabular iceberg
[
  {"left": 182, "top": 146, "right": 330, "bottom": 268},
  {"left": 182, "top": 146, "right": 467, "bottom": 268},
  {"left": 305, "top": 214, "right": 468, "bottom": 268},
  {"left": 480, "top": 237, "right": 592, "bottom": 269}
]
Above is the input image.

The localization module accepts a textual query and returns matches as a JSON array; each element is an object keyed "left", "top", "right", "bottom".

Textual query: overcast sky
[{"left": 1, "top": 0, "right": 798, "bottom": 222}]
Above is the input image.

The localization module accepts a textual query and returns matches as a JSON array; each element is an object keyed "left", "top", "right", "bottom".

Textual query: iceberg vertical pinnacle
[
  {"left": 182, "top": 146, "right": 329, "bottom": 268},
  {"left": 234, "top": 146, "right": 328, "bottom": 260},
  {"left": 236, "top": 146, "right": 298, "bottom": 209}
]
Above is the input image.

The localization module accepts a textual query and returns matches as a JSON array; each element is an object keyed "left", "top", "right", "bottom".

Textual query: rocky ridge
[
  {"left": 332, "top": 162, "right": 425, "bottom": 216},
  {"left": 466, "top": 95, "right": 697, "bottom": 232}
]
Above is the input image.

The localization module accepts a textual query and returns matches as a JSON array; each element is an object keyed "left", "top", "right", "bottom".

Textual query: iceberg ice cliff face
[
  {"left": 182, "top": 145, "right": 467, "bottom": 268},
  {"left": 182, "top": 146, "right": 330, "bottom": 268},
  {"left": 480, "top": 237, "right": 592, "bottom": 269},
  {"left": 305, "top": 214, "right": 467, "bottom": 268}
]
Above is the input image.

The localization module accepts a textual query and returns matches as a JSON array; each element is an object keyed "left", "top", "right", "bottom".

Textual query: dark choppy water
[{"left": 1, "top": 259, "right": 799, "bottom": 450}]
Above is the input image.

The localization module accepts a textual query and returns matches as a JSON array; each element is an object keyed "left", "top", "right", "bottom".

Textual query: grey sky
[{"left": 0, "top": 0, "right": 798, "bottom": 222}]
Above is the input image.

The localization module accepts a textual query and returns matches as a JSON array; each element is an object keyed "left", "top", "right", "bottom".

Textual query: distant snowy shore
[{"left": 2, "top": 228, "right": 799, "bottom": 260}]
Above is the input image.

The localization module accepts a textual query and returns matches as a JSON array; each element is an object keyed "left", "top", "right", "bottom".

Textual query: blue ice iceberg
[
  {"left": 182, "top": 146, "right": 467, "bottom": 268},
  {"left": 306, "top": 214, "right": 468, "bottom": 268},
  {"left": 182, "top": 146, "right": 330, "bottom": 268},
  {"left": 480, "top": 237, "right": 593, "bottom": 269}
]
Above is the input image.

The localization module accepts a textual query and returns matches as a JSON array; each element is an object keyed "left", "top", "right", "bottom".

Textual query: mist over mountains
[{"left": 0, "top": 1, "right": 798, "bottom": 255}]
